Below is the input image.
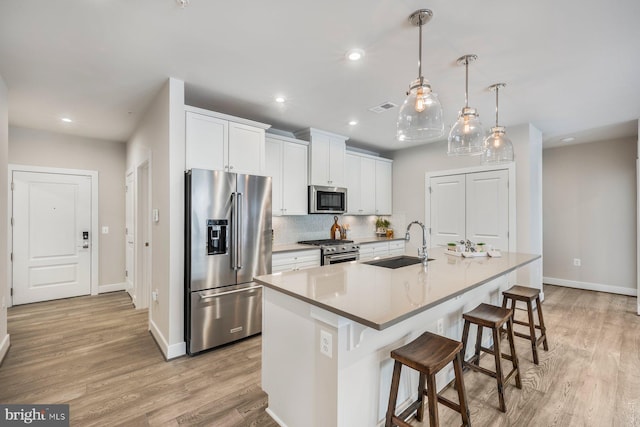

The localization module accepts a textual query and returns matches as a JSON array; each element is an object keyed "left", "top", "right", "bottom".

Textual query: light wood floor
[{"left": 0, "top": 285, "right": 638, "bottom": 426}]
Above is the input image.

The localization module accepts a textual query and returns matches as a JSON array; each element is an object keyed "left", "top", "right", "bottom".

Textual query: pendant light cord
[
  {"left": 464, "top": 59, "right": 469, "bottom": 108},
  {"left": 494, "top": 85, "right": 499, "bottom": 127},
  {"left": 417, "top": 16, "right": 423, "bottom": 84}
]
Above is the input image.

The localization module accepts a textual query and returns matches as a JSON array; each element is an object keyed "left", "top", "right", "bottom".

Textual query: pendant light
[
  {"left": 396, "top": 9, "right": 444, "bottom": 142},
  {"left": 448, "top": 54, "right": 484, "bottom": 155},
  {"left": 482, "top": 83, "right": 514, "bottom": 164}
]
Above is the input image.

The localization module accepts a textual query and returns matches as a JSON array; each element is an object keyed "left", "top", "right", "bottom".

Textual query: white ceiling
[{"left": 1, "top": 0, "right": 639, "bottom": 153}]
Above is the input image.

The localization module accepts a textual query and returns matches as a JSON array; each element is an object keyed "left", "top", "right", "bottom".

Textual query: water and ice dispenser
[{"left": 207, "top": 219, "right": 228, "bottom": 255}]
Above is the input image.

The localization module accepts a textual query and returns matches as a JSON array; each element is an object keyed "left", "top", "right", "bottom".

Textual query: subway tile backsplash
[{"left": 272, "top": 213, "right": 406, "bottom": 245}]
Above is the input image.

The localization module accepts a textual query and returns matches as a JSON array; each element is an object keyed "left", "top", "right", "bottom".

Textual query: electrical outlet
[
  {"left": 152, "top": 290, "right": 159, "bottom": 302},
  {"left": 437, "top": 318, "right": 444, "bottom": 335},
  {"left": 320, "top": 330, "right": 332, "bottom": 358},
  {"left": 573, "top": 258, "right": 581, "bottom": 267}
]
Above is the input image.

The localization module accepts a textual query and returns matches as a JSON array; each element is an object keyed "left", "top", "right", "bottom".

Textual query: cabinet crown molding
[{"left": 184, "top": 105, "right": 271, "bottom": 130}]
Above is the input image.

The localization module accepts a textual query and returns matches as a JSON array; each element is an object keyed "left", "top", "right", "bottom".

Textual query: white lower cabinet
[
  {"left": 272, "top": 249, "right": 321, "bottom": 273},
  {"left": 388, "top": 240, "right": 406, "bottom": 256},
  {"left": 359, "top": 240, "right": 406, "bottom": 261}
]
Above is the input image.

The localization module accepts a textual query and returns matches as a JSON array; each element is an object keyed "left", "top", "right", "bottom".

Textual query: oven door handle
[{"left": 325, "top": 252, "right": 359, "bottom": 262}]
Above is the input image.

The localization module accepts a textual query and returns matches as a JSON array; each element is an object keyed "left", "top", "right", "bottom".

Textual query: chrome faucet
[{"left": 405, "top": 221, "right": 429, "bottom": 264}]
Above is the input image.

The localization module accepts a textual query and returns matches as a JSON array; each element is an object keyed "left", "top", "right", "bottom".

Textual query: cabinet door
[
  {"left": 228, "top": 122, "right": 265, "bottom": 175},
  {"left": 375, "top": 160, "right": 392, "bottom": 215},
  {"left": 429, "top": 174, "right": 466, "bottom": 248},
  {"left": 265, "top": 138, "right": 283, "bottom": 216},
  {"left": 282, "top": 142, "right": 308, "bottom": 215},
  {"left": 465, "top": 170, "right": 509, "bottom": 251},
  {"left": 345, "top": 153, "right": 361, "bottom": 214},
  {"left": 185, "top": 112, "right": 227, "bottom": 171},
  {"left": 328, "top": 137, "right": 346, "bottom": 187},
  {"left": 309, "top": 133, "right": 332, "bottom": 185},
  {"left": 309, "top": 133, "right": 346, "bottom": 187},
  {"left": 360, "top": 157, "right": 376, "bottom": 214}
]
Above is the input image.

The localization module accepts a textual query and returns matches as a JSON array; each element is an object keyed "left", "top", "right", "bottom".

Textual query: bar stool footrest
[{"left": 464, "top": 361, "right": 498, "bottom": 379}]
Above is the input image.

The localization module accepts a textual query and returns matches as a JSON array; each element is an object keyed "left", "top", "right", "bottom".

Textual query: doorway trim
[
  {"left": 135, "top": 157, "right": 152, "bottom": 310},
  {"left": 7, "top": 164, "right": 99, "bottom": 306}
]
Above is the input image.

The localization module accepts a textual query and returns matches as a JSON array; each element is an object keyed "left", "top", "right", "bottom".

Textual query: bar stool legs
[
  {"left": 502, "top": 285, "right": 549, "bottom": 365},
  {"left": 385, "top": 331, "right": 471, "bottom": 427},
  {"left": 461, "top": 303, "right": 522, "bottom": 413}
]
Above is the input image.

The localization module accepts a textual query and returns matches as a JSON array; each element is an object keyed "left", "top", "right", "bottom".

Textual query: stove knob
[{"left": 326, "top": 247, "right": 334, "bottom": 253}]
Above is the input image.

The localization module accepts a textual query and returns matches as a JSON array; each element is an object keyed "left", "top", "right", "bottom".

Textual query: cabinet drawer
[{"left": 389, "top": 241, "right": 405, "bottom": 255}]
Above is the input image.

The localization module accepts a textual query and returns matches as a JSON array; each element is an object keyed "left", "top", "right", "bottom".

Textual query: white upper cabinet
[
  {"left": 375, "top": 158, "right": 393, "bottom": 215},
  {"left": 185, "top": 112, "right": 228, "bottom": 171},
  {"left": 295, "top": 128, "right": 347, "bottom": 187},
  {"left": 265, "top": 134, "right": 309, "bottom": 216},
  {"left": 345, "top": 151, "right": 393, "bottom": 215},
  {"left": 185, "top": 106, "right": 270, "bottom": 175}
]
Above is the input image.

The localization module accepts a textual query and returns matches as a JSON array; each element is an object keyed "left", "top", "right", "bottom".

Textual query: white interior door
[
  {"left": 12, "top": 171, "right": 92, "bottom": 305},
  {"left": 125, "top": 172, "right": 135, "bottom": 303},
  {"left": 466, "top": 170, "right": 509, "bottom": 251},
  {"left": 429, "top": 174, "right": 466, "bottom": 248}
]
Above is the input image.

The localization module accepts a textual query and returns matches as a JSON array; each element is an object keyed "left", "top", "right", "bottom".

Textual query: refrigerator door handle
[
  {"left": 236, "top": 192, "right": 243, "bottom": 270},
  {"left": 198, "top": 285, "right": 261, "bottom": 299},
  {"left": 231, "top": 192, "right": 237, "bottom": 270}
]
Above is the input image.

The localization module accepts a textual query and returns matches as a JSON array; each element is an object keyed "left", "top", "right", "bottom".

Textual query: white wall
[
  {"left": 389, "top": 123, "right": 543, "bottom": 276},
  {"left": 126, "top": 78, "right": 185, "bottom": 359},
  {"left": 0, "top": 74, "right": 9, "bottom": 363},
  {"left": 543, "top": 137, "right": 637, "bottom": 295},
  {"left": 8, "top": 126, "right": 127, "bottom": 290}
]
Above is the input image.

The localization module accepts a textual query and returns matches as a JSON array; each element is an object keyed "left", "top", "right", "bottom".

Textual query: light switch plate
[{"left": 101, "top": 226, "right": 109, "bottom": 234}]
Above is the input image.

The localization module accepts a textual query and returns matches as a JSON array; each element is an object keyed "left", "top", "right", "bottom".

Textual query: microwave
[{"left": 308, "top": 185, "right": 347, "bottom": 214}]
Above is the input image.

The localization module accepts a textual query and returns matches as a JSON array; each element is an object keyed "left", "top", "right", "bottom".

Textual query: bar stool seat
[
  {"left": 385, "top": 331, "right": 471, "bottom": 427},
  {"left": 502, "top": 285, "right": 549, "bottom": 365},
  {"left": 461, "top": 303, "right": 521, "bottom": 413}
]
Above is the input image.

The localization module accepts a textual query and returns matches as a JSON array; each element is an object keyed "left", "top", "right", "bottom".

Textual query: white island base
[
  {"left": 262, "top": 279, "right": 508, "bottom": 426},
  {"left": 258, "top": 250, "right": 540, "bottom": 427}
]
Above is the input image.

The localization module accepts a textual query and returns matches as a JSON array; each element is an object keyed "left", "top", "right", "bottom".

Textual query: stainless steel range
[{"left": 298, "top": 239, "right": 360, "bottom": 265}]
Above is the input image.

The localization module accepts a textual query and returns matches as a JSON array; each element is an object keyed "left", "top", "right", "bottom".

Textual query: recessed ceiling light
[
  {"left": 560, "top": 137, "right": 575, "bottom": 143},
  {"left": 61, "top": 117, "right": 72, "bottom": 123},
  {"left": 348, "top": 120, "right": 358, "bottom": 126},
  {"left": 275, "top": 96, "right": 286, "bottom": 103},
  {"left": 346, "top": 48, "right": 365, "bottom": 61}
]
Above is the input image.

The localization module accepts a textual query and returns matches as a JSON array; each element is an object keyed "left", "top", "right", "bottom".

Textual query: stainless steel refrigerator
[{"left": 185, "top": 168, "right": 272, "bottom": 355}]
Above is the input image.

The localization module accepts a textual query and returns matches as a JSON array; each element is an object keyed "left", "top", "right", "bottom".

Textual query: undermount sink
[{"left": 364, "top": 255, "right": 434, "bottom": 269}]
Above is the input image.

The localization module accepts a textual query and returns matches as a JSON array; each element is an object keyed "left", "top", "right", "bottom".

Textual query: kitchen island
[{"left": 255, "top": 248, "right": 540, "bottom": 427}]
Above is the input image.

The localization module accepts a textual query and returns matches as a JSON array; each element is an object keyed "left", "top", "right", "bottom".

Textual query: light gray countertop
[{"left": 255, "top": 247, "right": 541, "bottom": 330}]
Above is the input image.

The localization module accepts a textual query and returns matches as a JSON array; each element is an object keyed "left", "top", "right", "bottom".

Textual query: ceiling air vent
[{"left": 368, "top": 101, "right": 397, "bottom": 114}]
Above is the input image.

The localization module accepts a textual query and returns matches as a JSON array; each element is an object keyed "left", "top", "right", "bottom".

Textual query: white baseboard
[
  {"left": 265, "top": 408, "right": 288, "bottom": 427},
  {"left": 99, "top": 281, "right": 128, "bottom": 294},
  {"left": 148, "top": 318, "right": 186, "bottom": 360},
  {"left": 0, "top": 333, "right": 10, "bottom": 364},
  {"left": 544, "top": 277, "right": 637, "bottom": 297}
]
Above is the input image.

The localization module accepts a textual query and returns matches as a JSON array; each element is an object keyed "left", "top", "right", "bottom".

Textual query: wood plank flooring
[
  {"left": 0, "top": 292, "right": 277, "bottom": 427},
  {"left": 0, "top": 285, "right": 638, "bottom": 426}
]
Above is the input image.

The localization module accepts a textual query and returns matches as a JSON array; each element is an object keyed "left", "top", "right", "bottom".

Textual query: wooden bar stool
[
  {"left": 385, "top": 331, "right": 471, "bottom": 427},
  {"left": 461, "top": 303, "right": 521, "bottom": 412},
  {"left": 502, "top": 285, "right": 549, "bottom": 365}
]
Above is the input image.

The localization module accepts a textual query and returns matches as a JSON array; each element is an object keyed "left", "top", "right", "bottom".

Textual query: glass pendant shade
[
  {"left": 448, "top": 54, "right": 484, "bottom": 155},
  {"left": 482, "top": 126, "right": 514, "bottom": 164},
  {"left": 397, "top": 9, "right": 443, "bottom": 143},
  {"left": 482, "top": 83, "right": 514, "bottom": 164},
  {"left": 397, "top": 79, "right": 444, "bottom": 142},
  {"left": 448, "top": 107, "right": 484, "bottom": 155}
]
